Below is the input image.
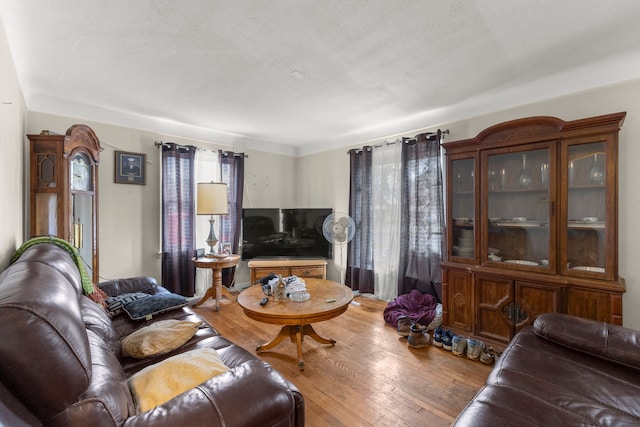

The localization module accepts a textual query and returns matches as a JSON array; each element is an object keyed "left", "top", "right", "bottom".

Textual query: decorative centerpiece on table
[
  {"left": 283, "top": 275, "right": 310, "bottom": 302},
  {"left": 262, "top": 275, "right": 310, "bottom": 302}
]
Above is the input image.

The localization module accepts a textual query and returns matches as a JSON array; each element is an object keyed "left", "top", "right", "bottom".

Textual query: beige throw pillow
[
  {"left": 122, "top": 319, "right": 202, "bottom": 358},
  {"left": 129, "top": 347, "right": 229, "bottom": 412}
]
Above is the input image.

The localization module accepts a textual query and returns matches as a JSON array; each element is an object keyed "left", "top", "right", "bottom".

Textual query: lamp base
[{"left": 205, "top": 216, "right": 220, "bottom": 257}]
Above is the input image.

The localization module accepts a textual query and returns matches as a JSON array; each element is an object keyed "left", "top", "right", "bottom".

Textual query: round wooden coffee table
[{"left": 237, "top": 278, "right": 353, "bottom": 371}]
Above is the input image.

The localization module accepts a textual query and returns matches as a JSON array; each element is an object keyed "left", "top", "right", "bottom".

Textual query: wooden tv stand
[{"left": 248, "top": 258, "right": 327, "bottom": 285}]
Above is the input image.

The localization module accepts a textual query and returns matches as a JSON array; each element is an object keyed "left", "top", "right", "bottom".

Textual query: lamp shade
[{"left": 197, "top": 182, "right": 229, "bottom": 215}]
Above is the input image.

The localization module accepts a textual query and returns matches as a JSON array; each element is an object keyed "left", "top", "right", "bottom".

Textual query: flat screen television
[{"left": 241, "top": 208, "right": 333, "bottom": 260}]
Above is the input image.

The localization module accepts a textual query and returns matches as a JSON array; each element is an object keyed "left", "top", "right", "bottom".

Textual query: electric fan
[
  {"left": 322, "top": 212, "right": 356, "bottom": 245},
  {"left": 322, "top": 213, "right": 357, "bottom": 305}
]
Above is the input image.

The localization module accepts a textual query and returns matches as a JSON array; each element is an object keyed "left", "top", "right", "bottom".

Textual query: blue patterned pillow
[
  {"left": 105, "top": 292, "right": 151, "bottom": 316},
  {"left": 122, "top": 293, "right": 188, "bottom": 320}
]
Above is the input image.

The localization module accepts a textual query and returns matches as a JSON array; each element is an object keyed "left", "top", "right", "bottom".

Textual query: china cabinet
[
  {"left": 442, "top": 112, "right": 626, "bottom": 347},
  {"left": 28, "top": 124, "right": 101, "bottom": 283}
]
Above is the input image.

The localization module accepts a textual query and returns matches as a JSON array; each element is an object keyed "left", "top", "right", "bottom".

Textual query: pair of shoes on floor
[
  {"left": 408, "top": 323, "right": 432, "bottom": 348},
  {"left": 397, "top": 315, "right": 412, "bottom": 337},
  {"left": 433, "top": 326, "right": 448, "bottom": 348},
  {"left": 480, "top": 346, "right": 496, "bottom": 365},
  {"left": 466, "top": 339, "right": 485, "bottom": 360},
  {"left": 442, "top": 330, "right": 455, "bottom": 351},
  {"left": 451, "top": 335, "right": 467, "bottom": 356}
]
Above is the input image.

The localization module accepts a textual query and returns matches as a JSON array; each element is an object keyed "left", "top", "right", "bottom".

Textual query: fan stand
[
  {"left": 322, "top": 213, "right": 357, "bottom": 304},
  {"left": 336, "top": 243, "right": 361, "bottom": 307}
]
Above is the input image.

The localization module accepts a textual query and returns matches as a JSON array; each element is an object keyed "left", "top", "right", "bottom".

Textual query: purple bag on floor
[{"left": 383, "top": 289, "right": 437, "bottom": 327}]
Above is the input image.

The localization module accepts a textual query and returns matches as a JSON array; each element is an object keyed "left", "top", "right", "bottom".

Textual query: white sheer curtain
[
  {"left": 372, "top": 141, "right": 403, "bottom": 301},
  {"left": 193, "top": 149, "right": 221, "bottom": 297}
]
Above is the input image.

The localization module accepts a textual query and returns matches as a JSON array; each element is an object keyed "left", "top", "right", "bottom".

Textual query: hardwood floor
[{"left": 193, "top": 292, "right": 491, "bottom": 427}]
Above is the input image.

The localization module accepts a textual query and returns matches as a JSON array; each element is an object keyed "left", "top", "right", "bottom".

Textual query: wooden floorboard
[{"left": 193, "top": 292, "right": 492, "bottom": 427}]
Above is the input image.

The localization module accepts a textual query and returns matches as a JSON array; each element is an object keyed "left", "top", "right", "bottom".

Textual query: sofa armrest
[
  {"left": 122, "top": 360, "right": 303, "bottom": 427},
  {"left": 533, "top": 313, "right": 640, "bottom": 370},
  {"left": 98, "top": 277, "right": 165, "bottom": 297}
]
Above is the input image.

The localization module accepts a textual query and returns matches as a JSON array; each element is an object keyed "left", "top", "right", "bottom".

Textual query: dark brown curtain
[
  {"left": 346, "top": 147, "right": 375, "bottom": 293},
  {"left": 219, "top": 151, "right": 244, "bottom": 287},
  {"left": 161, "top": 143, "right": 197, "bottom": 296},
  {"left": 397, "top": 132, "right": 445, "bottom": 300}
]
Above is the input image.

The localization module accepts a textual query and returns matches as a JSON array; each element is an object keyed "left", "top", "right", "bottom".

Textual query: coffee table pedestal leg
[{"left": 257, "top": 324, "right": 336, "bottom": 371}]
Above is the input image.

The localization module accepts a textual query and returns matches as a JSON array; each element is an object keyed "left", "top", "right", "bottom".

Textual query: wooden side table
[{"left": 192, "top": 254, "right": 240, "bottom": 311}]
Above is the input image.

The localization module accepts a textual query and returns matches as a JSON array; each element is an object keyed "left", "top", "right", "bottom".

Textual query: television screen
[{"left": 241, "top": 208, "right": 333, "bottom": 260}]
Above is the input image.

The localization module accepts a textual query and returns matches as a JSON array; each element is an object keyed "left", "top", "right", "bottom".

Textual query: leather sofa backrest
[
  {"left": 10, "top": 242, "right": 84, "bottom": 295},
  {"left": 0, "top": 244, "right": 133, "bottom": 426},
  {"left": 99, "top": 276, "right": 160, "bottom": 297}
]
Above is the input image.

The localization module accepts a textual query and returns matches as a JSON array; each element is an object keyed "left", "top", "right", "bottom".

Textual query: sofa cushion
[
  {"left": 129, "top": 348, "right": 229, "bottom": 412},
  {"left": 80, "top": 296, "right": 122, "bottom": 358},
  {"left": 122, "top": 319, "right": 202, "bottom": 358},
  {"left": 46, "top": 330, "right": 135, "bottom": 426},
  {"left": 122, "top": 293, "right": 188, "bottom": 320},
  {"left": 105, "top": 292, "right": 151, "bottom": 317}
]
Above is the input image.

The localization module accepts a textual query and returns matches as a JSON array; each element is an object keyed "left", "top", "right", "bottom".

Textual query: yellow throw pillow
[
  {"left": 122, "top": 319, "right": 202, "bottom": 358},
  {"left": 129, "top": 347, "right": 229, "bottom": 412}
]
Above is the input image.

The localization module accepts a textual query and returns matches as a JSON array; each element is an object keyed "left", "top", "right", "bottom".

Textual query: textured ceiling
[{"left": 2, "top": 0, "right": 640, "bottom": 155}]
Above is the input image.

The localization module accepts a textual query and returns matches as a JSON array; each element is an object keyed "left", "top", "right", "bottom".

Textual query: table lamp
[{"left": 197, "top": 182, "right": 228, "bottom": 257}]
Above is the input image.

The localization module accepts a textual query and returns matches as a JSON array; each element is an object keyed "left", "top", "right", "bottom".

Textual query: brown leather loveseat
[
  {"left": 0, "top": 242, "right": 304, "bottom": 426},
  {"left": 454, "top": 312, "right": 640, "bottom": 426}
]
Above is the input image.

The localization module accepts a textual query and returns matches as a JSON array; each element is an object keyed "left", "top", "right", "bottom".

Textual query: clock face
[{"left": 71, "top": 153, "right": 91, "bottom": 191}]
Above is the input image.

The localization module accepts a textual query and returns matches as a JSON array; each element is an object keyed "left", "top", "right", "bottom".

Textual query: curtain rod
[
  {"left": 346, "top": 129, "right": 449, "bottom": 154},
  {"left": 154, "top": 141, "right": 248, "bottom": 157}
]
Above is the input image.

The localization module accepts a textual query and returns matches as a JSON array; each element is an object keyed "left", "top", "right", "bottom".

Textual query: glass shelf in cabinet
[
  {"left": 489, "top": 221, "right": 549, "bottom": 228},
  {"left": 567, "top": 221, "right": 605, "bottom": 230},
  {"left": 568, "top": 265, "right": 605, "bottom": 273},
  {"left": 568, "top": 183, "right": 606, "bottom": 190},
  {"left": 488, "top": 187, "right": 548, "bottom": 194}
]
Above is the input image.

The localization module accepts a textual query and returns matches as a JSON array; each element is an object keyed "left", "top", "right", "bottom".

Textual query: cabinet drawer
[
  {"left": 253, "top": 266, "right": 290, "bottom": 279},
  {"left": 291, "top": 266, "right": 325, "bottom": 278}
]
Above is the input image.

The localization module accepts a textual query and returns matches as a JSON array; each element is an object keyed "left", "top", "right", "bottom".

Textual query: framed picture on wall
[{"left": 115, "top": 151, "right": 146, "bottom": 185}]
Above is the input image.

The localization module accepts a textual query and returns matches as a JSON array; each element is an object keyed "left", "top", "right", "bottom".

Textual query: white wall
[
  {"left": 242, "top": 149, "right": 297, "bottom": 209},
  {"left": 295, "top": 150, "right": 350, "bottom": 280},
  {"left": 0, "top": 18, "right": 25, "bottom": 270},
  {"left": 299, "top": 78, "right": 640, "bottom": 329}
]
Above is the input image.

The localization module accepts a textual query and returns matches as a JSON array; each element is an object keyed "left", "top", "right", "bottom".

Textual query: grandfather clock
[{"left": 28, "top": 124, "right": 101, "bottom": 283}]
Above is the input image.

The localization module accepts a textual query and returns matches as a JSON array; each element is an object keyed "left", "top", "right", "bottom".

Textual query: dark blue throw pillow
[
  {"left": 105, "top": 292, "right": 151, "bottom": 317},
  {"left": 122, "top": 293, "right": 188, "bottom": 320}
]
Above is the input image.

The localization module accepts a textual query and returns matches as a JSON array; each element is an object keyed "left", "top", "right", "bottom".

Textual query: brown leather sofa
[
  {"left": 0, "top": 242, "right": 304, "bottom": 426},
  {"left": 454, "top": 312, "right": 640, "bottom": 426}
]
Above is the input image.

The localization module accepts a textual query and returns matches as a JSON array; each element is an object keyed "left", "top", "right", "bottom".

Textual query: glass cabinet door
[
  {"left": 450, "top": 157, "right": 475, "bottom": 261},
  {"left": 484, "top": 147, "right": 552, "bottom": 269},
  {"left": 71, "top": 193, "right": 94, "bottom": 279},
  {"left": 561, "top": 139, "right": 612, "bottom": 278}
]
